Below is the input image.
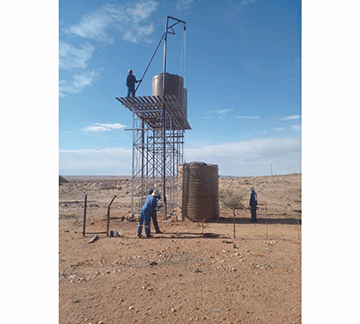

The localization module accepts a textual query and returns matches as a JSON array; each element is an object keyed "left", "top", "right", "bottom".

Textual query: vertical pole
[
  {"left": 141, "top": 120, "right": 145, "bottom": 205},
  {"left": 265, "top": 202, "right": 268, "bottom": 240},
  {"left": 131, "top": 111, "right": 135, "bottom": 218},
  {"left": 233, "top": 209, "right": 236, "bottom": 239},
  {"left": 162, "top": 16, "right": 169, "bottom": 220},
  {"left": 107, "top": 206, "right": 110, "bottom": 237},
  {"left": 83, "top": 194, "right": 87, "bottom": 236}
]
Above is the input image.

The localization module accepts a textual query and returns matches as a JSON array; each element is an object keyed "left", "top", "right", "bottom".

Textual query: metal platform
[{"left": 116, "top": 95, "right": 191, "bottom": 131}]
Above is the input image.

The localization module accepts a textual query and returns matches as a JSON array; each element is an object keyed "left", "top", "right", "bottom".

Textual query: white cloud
[
  {"left": 59, "top": 147, "right": 132, "bottom": 175},
  {"left": 123, "top": 23, "right": 155, "bottom": 43},
  {"left": 65, "top": 1, "right": 159, "bottom": 44},
  {"left": 59, "top": 1, "right": 159, "bottom": 96},
  {"left": 240, "top": 0, "right": 258, "bottom": 7},
  {"left": 292, "top": 124, "right": 301, "bottom": 131},
  {"left": 185, "top": 137, "right": 301, "bottom": 176},
  {"left": 235, "top": 116, "right": 259, "bottom": 119},
  {"left": 176, "top": 0, "right": 196, "bottom": 10},
  {"left": 82, "top": 123, "right": 126, "bottom": 132},
  {"left": 208, "top": 108, "right": 234, "bottom": 115},
  {"left": 59, "top": 70, "right": 99, "bottom": 96},
  {"left": 59, "top": 137, "right": 301, "bottom": 176},
  {"left": 59, "top": 42, "right": 94, "bottom": 71},
  {"left": 281, "top": 115, "right": 301, "bottom": 121}
]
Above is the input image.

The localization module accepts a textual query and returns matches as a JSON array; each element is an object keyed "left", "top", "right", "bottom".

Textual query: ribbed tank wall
[
  {"left": 152, "top": 73, "right": 186, "bottom": 116},
  {"left": 178, "top": 162, "right": 219, "bottom": 222}
]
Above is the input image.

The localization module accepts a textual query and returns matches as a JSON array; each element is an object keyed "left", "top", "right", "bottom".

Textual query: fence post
[
  {"left": 265, "top": 203, "right": 268, "bottom": 240},
  {"left": 233, "top": 210, "right": 236, "bottom": 239},
  {"left": 106, "top": 195, "right": 117, "bottom": 236},
  {"left": 83, "top": 195, "right": 87, "bottom": 236}
]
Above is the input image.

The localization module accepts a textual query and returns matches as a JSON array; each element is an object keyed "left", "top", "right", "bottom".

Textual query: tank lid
[{"left": 183, "top": 161, "right": 218, "bottom": 167}]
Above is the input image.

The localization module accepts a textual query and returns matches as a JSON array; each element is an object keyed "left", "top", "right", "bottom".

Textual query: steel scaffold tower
[
  {"left": 116, "top": 95, "right": 190, "bottom": 219},
  {"left": 116, "top": 16, "right": 188, "bottom": 220}
]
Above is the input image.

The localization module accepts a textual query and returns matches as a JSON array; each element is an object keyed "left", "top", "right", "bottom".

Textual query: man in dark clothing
[
  {"left": 249, "top": 187, "right": 258, "bottom": 222},
  {"left": 147, "top": 189, "right": 162, "bottom": 234},
  {"left": 126, "top": 69, "right": 141, "bottom": 97},
  {"left": 137, "top": 190, "right": 160, "bottom": 238}
]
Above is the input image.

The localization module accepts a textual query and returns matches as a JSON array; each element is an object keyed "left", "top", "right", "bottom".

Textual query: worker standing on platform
[
  {"left": 126, "top": 69, "right": 141, "bottom": 97},
  {"left": 249, "top": 187, "right": 258, "bottom": 222},
  {"left": 137, "top": 190, "right": 160, "bottom": 238}
]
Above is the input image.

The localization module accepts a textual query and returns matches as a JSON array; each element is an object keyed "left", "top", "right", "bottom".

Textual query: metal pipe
[
  {"left": 135, "top": 33, "right": 165, "bottom": 93},
  {"left": 131, "top": 111, "right": 135, "bottom": 218},
  {"left": 162, "top": 16, "right": 169, "bottom": 220}
]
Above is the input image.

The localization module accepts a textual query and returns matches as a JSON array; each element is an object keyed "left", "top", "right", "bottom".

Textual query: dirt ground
[{"left": 59, "top": 173, "right": 301, "bottom": 324}]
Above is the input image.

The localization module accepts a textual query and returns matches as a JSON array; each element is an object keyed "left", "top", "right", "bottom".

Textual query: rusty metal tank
[
  {"left": 152, "top": 73, "right": 186, "bottom": 115},
  {"left": 177, "top": 162, "right": 219, "bottom": 222}
]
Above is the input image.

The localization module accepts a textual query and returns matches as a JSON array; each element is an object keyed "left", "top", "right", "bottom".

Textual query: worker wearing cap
[
  {"left": 249, "top": 187, "right": 258, "bottom": 222},
  {"left": 126, "top": 69, "right": 141, "bottom": 97},
  {"left": 147, "top": 189, "right": 162, "bottom": 234},
  {"left": 137, "top": 190, "right": 160, "bottom": 238}
]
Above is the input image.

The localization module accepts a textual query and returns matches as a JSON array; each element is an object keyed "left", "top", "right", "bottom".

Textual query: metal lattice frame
[
  {"left": 116, "top": 95, "right": 189, "bottom": 219},
  {"left": 116, "top": 16, "right": 188, "bottom": 219}
]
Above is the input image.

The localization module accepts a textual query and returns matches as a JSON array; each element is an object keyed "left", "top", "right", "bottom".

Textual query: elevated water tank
[
  {"left": 178, "top": 162, "right": 219, "bottom": 222},
  {"left": 152, "top": 73, "right": 186, "bottom": 116}
]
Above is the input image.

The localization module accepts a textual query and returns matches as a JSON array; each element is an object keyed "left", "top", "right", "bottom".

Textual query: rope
[
  {"left": 180, "top": 26, "right": 187, "bottom": 87},
  {"left": 183, "top": 26, "right": 186, "bottom": 87}
]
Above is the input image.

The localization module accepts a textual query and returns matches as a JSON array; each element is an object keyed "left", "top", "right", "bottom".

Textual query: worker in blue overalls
[
  {"left": 126, "top": 69, "right": 141, "bottom": 97},
  {"left": 249, "top": 187, "right": 258, "bottom": 223},
  {"left": 137, "top": 190, "right": 160, "bottom": 238},
  {"left": 147, "top": 189, "right": 162, "bottom": 234}
]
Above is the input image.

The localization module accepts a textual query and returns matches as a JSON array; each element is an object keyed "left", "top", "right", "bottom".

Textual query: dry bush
[{"left": 219, "top": 188, "right": 246, "bottom": 217}]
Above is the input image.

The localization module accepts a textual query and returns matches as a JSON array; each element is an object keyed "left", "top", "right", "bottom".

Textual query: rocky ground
[{"left": 59, "top": 173, "right": 301, "bottom": 324}]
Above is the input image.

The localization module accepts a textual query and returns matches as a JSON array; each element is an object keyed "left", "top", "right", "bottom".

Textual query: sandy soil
[{"left": 59, "top": 173, "right": 301, "bottom": 324}]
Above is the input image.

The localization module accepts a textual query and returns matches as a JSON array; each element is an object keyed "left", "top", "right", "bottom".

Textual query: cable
[{"left": 183, "top": 26, "right": 186, "bottom": 88}]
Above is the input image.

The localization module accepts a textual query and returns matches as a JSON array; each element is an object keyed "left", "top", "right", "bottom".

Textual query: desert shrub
[{"left": 219, "top": 188, "right": 246, "bottom": 216}]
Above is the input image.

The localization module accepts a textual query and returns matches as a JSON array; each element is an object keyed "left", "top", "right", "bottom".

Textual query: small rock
[
  {"left": 129, "top": 305, "right": 134, "bottom": 310},
  {"left": 194, "top": 268, "right": 201, "bottom": 273},
  {"left": 88, "top": 235, "right": 99, "bottom": 243}
]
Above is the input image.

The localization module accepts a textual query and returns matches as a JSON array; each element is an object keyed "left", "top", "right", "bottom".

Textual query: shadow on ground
[{"left": 217, "top": 217, "right": 301, "bottom": 225}]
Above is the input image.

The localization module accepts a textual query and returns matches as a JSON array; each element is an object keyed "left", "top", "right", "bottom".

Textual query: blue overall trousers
[{"left": 137, "top": 195, "right": 158, "bottom": 236}]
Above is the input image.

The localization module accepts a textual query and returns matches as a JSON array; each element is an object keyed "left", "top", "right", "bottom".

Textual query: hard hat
[{"left": 152, "top": 190, "right": 160, "bottom": 197}]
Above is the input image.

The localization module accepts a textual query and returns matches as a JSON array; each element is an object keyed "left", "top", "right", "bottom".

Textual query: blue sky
[{"left": 59, "top": 0, "right": 301, "bottom": 176}]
